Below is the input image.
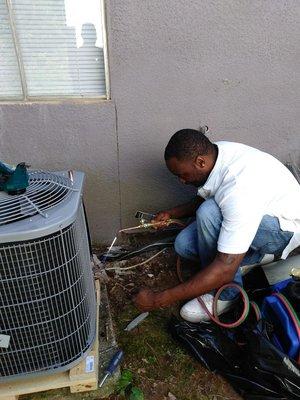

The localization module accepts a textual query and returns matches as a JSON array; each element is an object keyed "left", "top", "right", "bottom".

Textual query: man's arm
[
  {"left": 134, "top": 252, "right": 246, "bottom": 311},
  {"left": 153, "top": 196, "right": 204, "bottom": 226}
]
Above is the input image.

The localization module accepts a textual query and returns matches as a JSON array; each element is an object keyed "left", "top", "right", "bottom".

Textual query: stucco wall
[
  {"left": 0, "top": 101, "right": 121, "bottom": 242},
  {"left": 0, "top": 0, "right": 299, "bottom": 243}
]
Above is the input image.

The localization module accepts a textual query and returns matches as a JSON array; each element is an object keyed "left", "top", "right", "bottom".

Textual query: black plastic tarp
[{"left": 169, "top": 317, "right": 300, "bottom": 399}]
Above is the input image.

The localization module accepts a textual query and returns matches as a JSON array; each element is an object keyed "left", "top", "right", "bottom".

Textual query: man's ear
[{"left": 194, "top": 155, "right": 205, "bottom": 169}]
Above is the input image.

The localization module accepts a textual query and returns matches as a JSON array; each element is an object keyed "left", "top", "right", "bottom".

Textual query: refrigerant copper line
[{"left": 103, "top": 219, "right": 185, "bottom": 269}]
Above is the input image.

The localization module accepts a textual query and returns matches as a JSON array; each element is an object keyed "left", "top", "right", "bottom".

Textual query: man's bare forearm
[
  {"left": 165, "top": 196, "right": 204, "bottom": 219},
  {"left": 153, "top": 252, "right": 245, "bottom": 308}
]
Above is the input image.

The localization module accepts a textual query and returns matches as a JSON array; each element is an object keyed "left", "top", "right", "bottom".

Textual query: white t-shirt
[{"left": 197, "top": 141, "right": 300, "bottom": 258}]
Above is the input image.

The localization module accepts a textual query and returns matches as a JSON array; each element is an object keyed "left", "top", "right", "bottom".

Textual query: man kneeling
[{"left": 134, "top": 129, "right": 300, "bottom": 322}]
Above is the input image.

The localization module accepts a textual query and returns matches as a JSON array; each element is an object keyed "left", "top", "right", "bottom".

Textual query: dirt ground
[
  {"left": 19, "top": 239, "right": 299, "bottom": 400},
  {"left": 19, "top": 229, "right": 244, "bottom": 400},
  {"left": 100, "top": 235, "right": 242, "bottom": 400}
]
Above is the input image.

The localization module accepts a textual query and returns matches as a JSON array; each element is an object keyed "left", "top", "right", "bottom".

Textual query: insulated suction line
[{"left": 103, "top": 219, "right": 185, "bottom": 272}]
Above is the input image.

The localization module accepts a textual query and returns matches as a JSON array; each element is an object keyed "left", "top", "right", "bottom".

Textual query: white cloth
[{"left": 197, "top": 141, "right": 300, "bottom": 258}]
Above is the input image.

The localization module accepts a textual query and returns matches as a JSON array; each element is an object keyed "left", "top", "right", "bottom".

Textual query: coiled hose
[{"left": 176, "top": 256, "right": 260, "bottom": 328}]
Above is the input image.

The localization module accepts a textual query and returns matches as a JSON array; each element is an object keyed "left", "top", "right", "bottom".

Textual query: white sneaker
[{"left": 180, "top": 293, "right": 236, "bottom": 323}]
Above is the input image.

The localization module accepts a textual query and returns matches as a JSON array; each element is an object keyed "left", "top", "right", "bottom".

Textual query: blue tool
[{"left": 99, "top": 349, "right": 124, "bottom": 387}]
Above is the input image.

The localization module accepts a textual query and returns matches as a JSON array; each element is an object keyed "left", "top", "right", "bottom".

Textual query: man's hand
[
  {"left": 133, "top": 252, "right": 246, "bottom": 311},
  {"left": 133, "top": 288, "right": 176, "bottom": 311},
  {"left": 151, "top": 211, "right": 171, "bottom": 229},
  {"left": 133, "top": 288, "right": 158, "bottom": 311},
  {"left": 151, "top": 197, "right": 204, "bottom": 229}
]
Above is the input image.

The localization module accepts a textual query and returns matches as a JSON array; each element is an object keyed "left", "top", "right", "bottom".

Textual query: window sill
[{"left": 0, "top": 96, "right": 110, "bottom": 105}]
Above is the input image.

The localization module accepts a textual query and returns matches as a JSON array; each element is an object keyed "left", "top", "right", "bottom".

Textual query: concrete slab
[{"left": 261, "top": 255, "right": 300, "bottom": 285}]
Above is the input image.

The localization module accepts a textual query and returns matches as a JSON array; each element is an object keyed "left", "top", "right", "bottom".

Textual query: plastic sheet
[{"left": 169, "top": 316, "right": 300, "bottom": 399}]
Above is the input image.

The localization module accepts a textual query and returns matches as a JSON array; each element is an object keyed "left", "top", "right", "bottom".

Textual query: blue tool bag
[{"left": 262, "top": 279, "right": 300, "bottom": 363}]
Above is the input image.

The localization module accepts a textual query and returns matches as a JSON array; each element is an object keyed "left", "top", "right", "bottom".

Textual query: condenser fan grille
[{"left": 0, "top": 171, "right": 75, "bottom": 225}]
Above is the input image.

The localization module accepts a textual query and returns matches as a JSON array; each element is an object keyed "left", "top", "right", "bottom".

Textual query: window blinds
[
  {"left": 0, "top": 0, "right": 106, "bottom": 99},
  {"left": 0, "top": 1, "right": 23, "bottom": 99}
]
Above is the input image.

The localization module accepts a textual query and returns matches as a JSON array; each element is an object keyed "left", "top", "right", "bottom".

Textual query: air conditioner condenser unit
[{"left": 0, "top": 170, "right": 96, "bottom": 381}]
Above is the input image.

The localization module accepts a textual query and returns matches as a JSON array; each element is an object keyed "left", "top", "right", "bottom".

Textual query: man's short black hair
[{"left": 164, "top": 128, "right": 215, "bottom": 161}]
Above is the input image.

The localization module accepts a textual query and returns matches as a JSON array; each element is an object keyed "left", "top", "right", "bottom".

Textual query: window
[{"left": 0, "top": 0, "right": 108, "bottom": 100}]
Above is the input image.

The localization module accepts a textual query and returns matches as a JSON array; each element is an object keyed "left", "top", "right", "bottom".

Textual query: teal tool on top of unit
[{"left": 0, "top": 161, "right": 29, "bottom": 195}]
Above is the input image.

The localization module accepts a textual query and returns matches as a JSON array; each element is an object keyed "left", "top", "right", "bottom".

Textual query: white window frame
[{"left": 1, "top": 0, "right": 110, "bottom": 102}]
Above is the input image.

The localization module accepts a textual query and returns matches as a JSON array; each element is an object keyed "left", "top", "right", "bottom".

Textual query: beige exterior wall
[{"left": 0, "top": 1, "right": 299, "bottom": 243}]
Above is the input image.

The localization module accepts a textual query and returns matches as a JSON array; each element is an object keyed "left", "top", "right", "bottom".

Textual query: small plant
[
  {"left": 129, "top": 387, "right": 144, "bottom": 400},
  {"left": 116, "top": 369, "right": 144, "bottom": 400}
]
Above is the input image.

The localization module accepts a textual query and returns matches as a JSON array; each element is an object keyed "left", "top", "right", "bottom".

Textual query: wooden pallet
[{"left": 0, "top": 280, "right": 101, "bottom": 400}]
